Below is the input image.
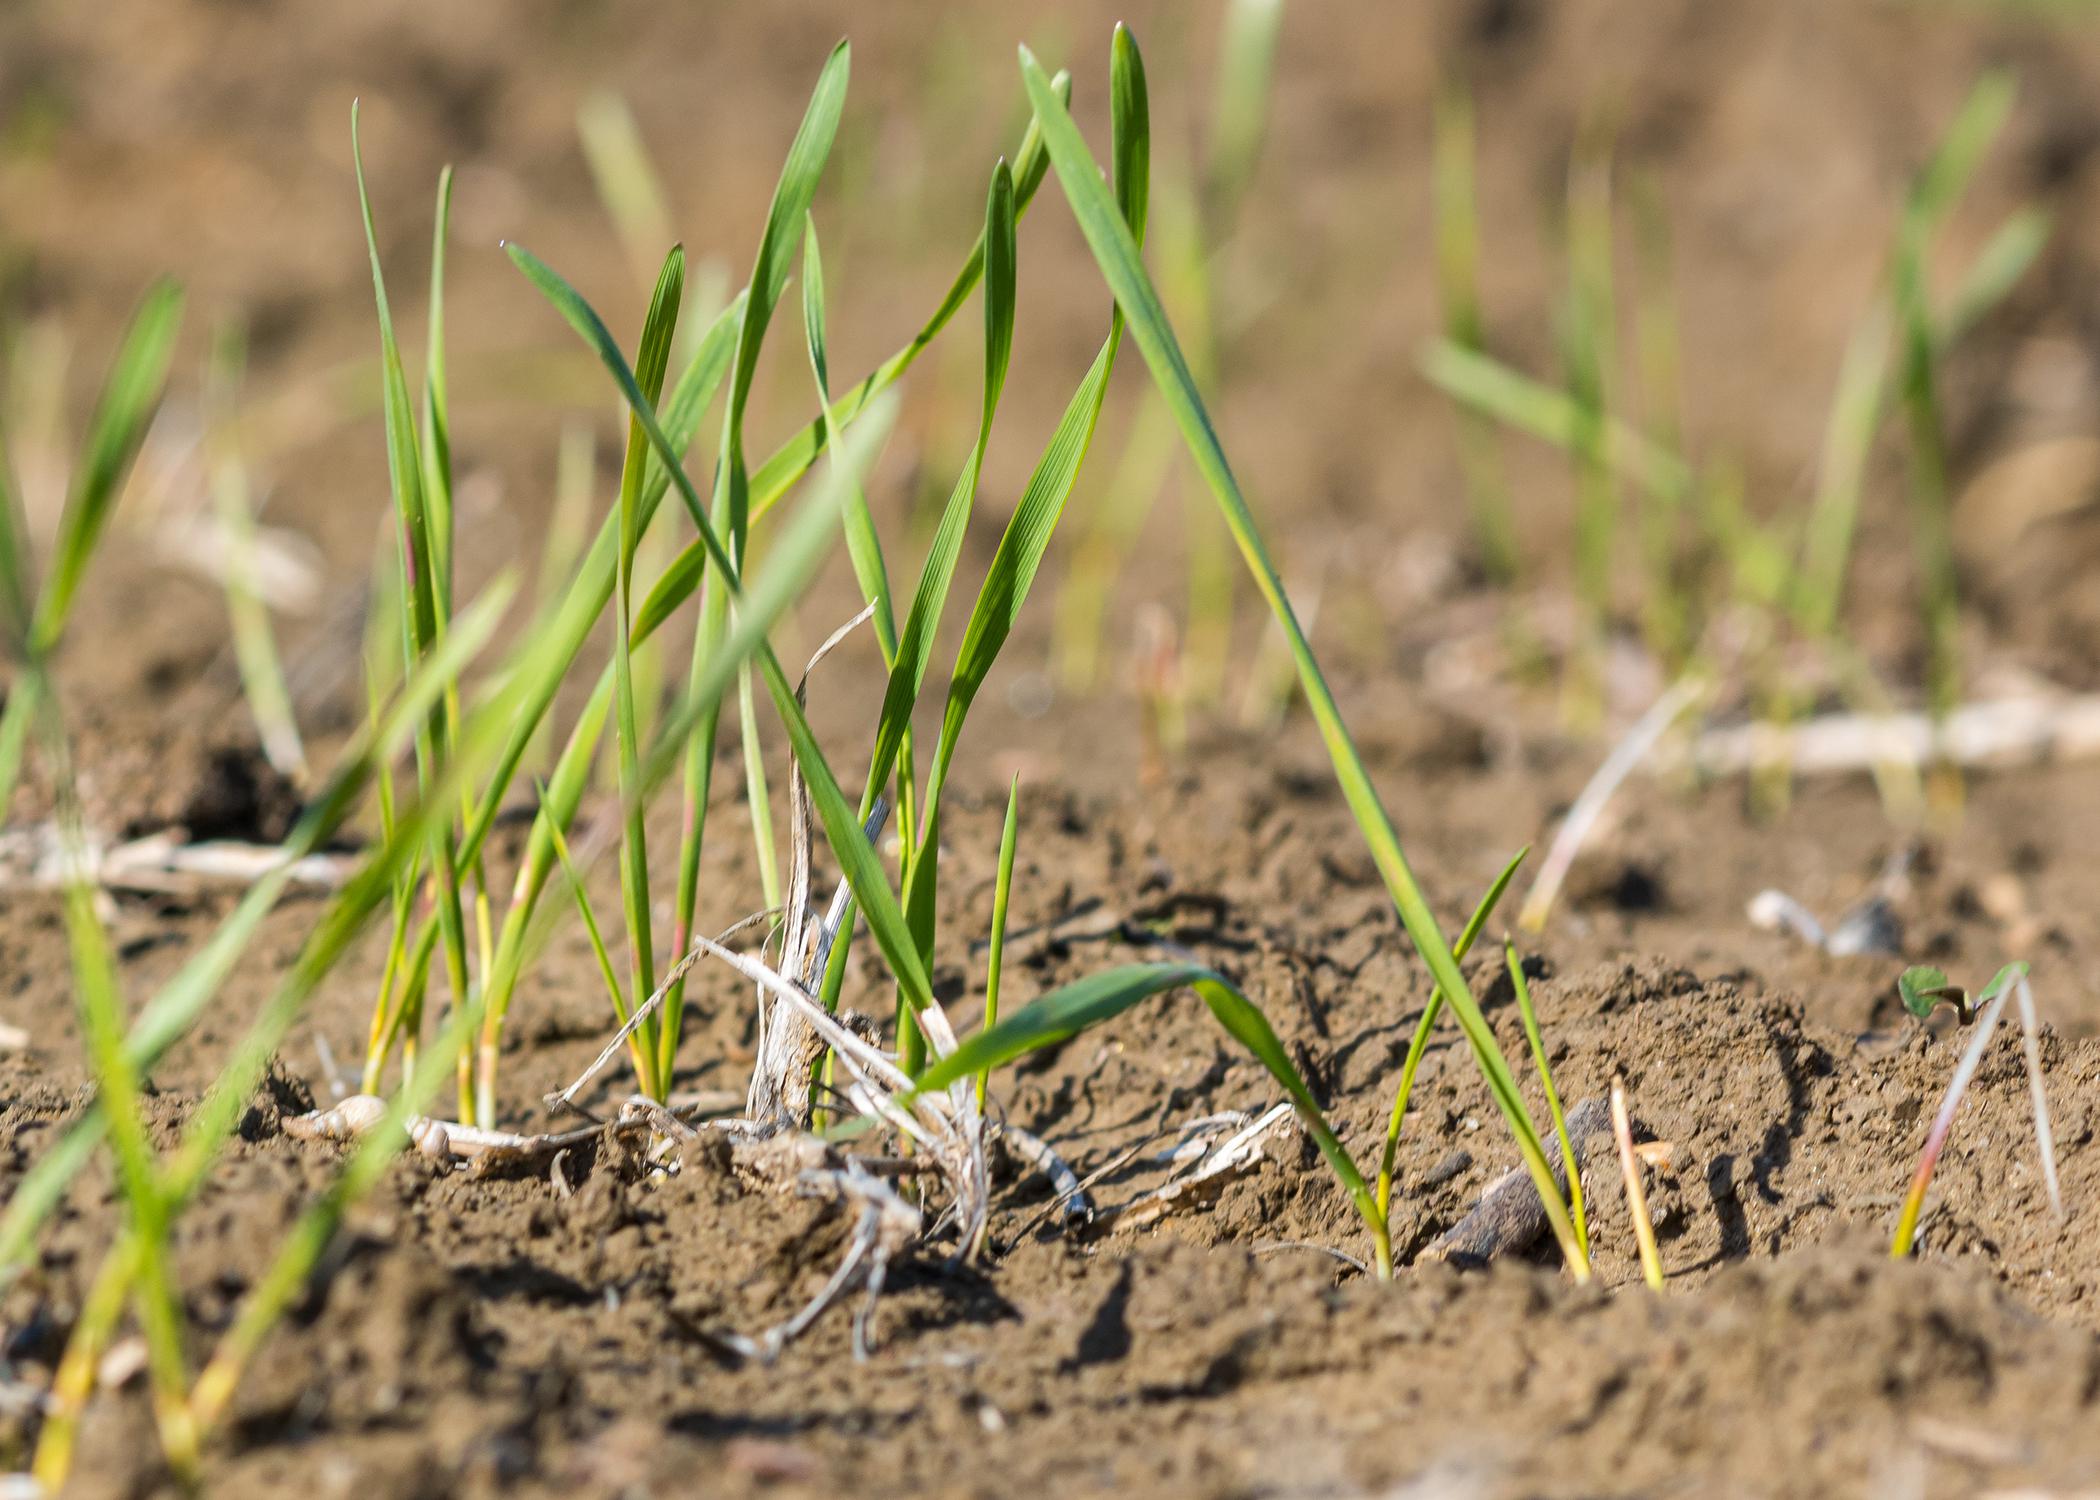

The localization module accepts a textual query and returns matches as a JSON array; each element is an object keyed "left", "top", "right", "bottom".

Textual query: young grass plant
[
  {"left": 0, "top": 279, "right": 183, "bottom": 817},
  {"left": 464, "top": 69, "right": 1064, "bottom": 1120},
  {"left": 1890, "top": 960, "right": 2028, "bottom": 1256},
  {"left": 1021, "top": 33, "right": 1589, "bottom": 1281},
  {"left": 350, "top": 113, "right": 479, "bottom": 1122}
]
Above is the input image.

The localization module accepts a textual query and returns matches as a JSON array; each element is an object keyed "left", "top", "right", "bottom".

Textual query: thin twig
[
  {"left": 544, "top": 909, "right": 776, "bottom": 1116},
  {"left": 1251, "top": 1240, "right": 1368, "bottom": 1274}
]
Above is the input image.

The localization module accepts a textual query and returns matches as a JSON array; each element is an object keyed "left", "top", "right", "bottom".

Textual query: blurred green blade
[
  {"left": 0, "top": 572, "right": 518, "bottom": 1269},
  {"left": 1417, "top": 339, "right": 1691, "bottom": 500},
  {"left": 1911, "top": 70, "right": 2016, "bottom": 233},
  {"left": 0, "top": 433, "right": 32, "bottom": 647},
  {"left": 30, "top": 278, "right": 183, "bottom": 654},
  {"left": 422, "top": 166, "right": 456, "bottom": 614},
  {"left": 1204, "top": 0, "right": 1284, "bottom": 236},
  {"left": 801, "top": 214, "right": 897, "bottom": 660},
  {"left": 578, "top": 91, "right": 677, "bottom": 285},
  {"left": 1943, "top": 205, "right": 2051, "bottom": 344}
]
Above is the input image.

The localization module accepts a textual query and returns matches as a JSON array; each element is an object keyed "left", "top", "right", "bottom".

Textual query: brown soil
[{"left": 7, "top": 1, "right": 2100, "bottom": 1496}]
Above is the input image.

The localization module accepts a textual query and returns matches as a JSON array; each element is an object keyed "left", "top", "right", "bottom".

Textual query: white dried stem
[
  {"left": 1670, "top": 692, "right": 2100, "bottom": 777},
  {"left": 1521, "top": 676, "right": 1707, "bottom": 931},
  {"left": 2012, "top": 976, "right": 2065, "bottom": 1223}
]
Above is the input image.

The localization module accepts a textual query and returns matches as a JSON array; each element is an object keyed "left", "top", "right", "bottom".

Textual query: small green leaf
[
  {"left": 1898, "top": 964, "right": 1968, "bottom": 1022},
  {"left": 1976, "top": 960, "right": 2030, "bottom": 1008}
]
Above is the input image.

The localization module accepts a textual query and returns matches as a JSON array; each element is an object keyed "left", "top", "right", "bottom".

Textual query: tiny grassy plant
[{"left": 1891, "top": 960, "right": 2028, "bottom": 1256}]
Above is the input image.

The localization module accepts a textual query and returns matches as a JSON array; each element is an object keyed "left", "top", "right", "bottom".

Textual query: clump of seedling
[{"left": 9, "top": 21, "right": 1636, "bottom": 1490}]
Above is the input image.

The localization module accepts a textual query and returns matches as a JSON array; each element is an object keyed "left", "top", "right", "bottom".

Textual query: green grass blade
[
  {"left": 1508, "top": 944, "right": 1586, "bottom": 1253},
  {"left": 422, "top": 165, "right": 456, "bottom": 615},
  {"left": 1022, "top": 37, "right": 1585, "bottom": 1278},
  {"left": 737, "top": 661, "right": 782, "bottom": 912},
  {"left": 207, "top": 325, "right": 306, "bottom": 780},
  {"left": 1417, "top": 339, "right": 1691, "bottom": 500},
  {"left": 977, "top": 774, "right": 1022, "bottom": 1110},
  {"left": 1110, "top": 24, "right": 1151, "bottom": 249},
  {"left": 29, "top": 279, "right": 183, "bottom": 655},
  {"left": 598, "top": 244, "right": 684, "bottom": 1112},
  {"left": 543, "top": 795, "right": 650, "bottom": 1090},
  {"left": 865, "top": 159, "right": 1018, "bottom": 817},
  {"left": 721, "top": 38, "right": 850, "bottom": 554},
  {"left": 1373, "top": 845, "right": 1527, "bottom": 1218},
  {"left": 801, "top": 212, "right": 897, "bottom": 661},
  {"left": 742, "top": 70, "right": 1070, "bottom": 528}
]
